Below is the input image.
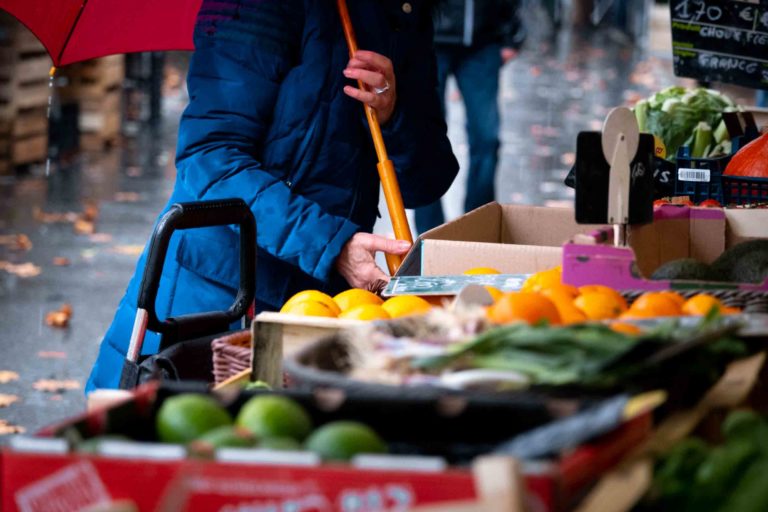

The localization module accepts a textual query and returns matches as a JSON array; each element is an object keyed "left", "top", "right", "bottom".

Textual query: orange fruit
[
  {"left": 339, "top": 304, "right": 391, "bottom": 321},
  {"left": 282, "top": 290, "right": 341, "bottom": 316},
  {"left": 540, "top": 287, "right": 586, "bottom": 324},
  {"left": 464, "top": 267, "right": 501, "bottom": 275},
  {"left": 628, "top": 292, "right": 682, "bottom": 317},
  {"left": 521, "top": 267, "right": 562, "bottom": 293},
  {"left": 574, "top": 292, "right": 626, "bottom": 320},
  {"left": 381, "top": 295, "right": 432, "bottom": 318},
  {"left": 619, "top": 309, "right": 658, "bottom": 320},
  {"left": 484, "top": 286, "right": 504, "bottom": 302},
  {"left": 609, "top": 322, "right": 643, "bottom": 335},
  {"left": 544, "top": 293, "right": 587, "bottom": 325},
  {"left": 543, "top": 283, "right": 580, "bottom": 298},
  {"left": 578, "top": 285, "right": 629, "bottom": 311},
  {"left": 487, "top": 292, "right": 561, "bottom": 325},
  {"left": 422, "top": 296, "right": 446, "bottom": 307},
  {"left": 280, "top": 301, "right": 337, "bottom": 318},
  {"left": 722, "top": 306, "right": 741, "bottom": 315},
  {"left": 681, "top": 294, "right": 723, "bottom": 316},
  {"left": 333, "top": 289, "right": 383, "bottom": 312},
  {"left": 657, "top": 291, "right": 685, "bottom": 307}
]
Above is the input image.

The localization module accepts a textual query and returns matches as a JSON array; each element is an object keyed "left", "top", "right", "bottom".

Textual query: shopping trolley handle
[{"left": 132, "top": 199, "right": 256, "bottom": 357}]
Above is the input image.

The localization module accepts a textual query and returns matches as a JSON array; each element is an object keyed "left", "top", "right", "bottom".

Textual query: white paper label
[{"left": 678, "top": 168, "right": 711, "bottom": 183}]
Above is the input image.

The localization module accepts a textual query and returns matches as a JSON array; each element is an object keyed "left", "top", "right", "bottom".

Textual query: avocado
[
  {"left": 650, "top": 258, "right": 717, "bottom": 281},
  {"left": 711, "top": 240, "right": 768, "bottom": 284}
]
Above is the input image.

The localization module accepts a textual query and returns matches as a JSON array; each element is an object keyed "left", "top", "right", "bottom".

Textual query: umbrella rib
[{"left": 56, "top": 0, "right": 90, "bottom": 65}]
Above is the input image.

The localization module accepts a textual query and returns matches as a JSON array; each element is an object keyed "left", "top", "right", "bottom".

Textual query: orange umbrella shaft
[{"left": 336, "top": 0, "right": 413, "bottom": 275}]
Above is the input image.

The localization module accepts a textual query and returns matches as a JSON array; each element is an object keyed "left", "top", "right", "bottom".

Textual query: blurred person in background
[{"left": 415, "top": 0, "right": 525, "bottom": 233}]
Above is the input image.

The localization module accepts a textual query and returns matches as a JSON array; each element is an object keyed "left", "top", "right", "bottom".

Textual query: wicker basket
[{"left": 211, "top": 330, "right": 251, "bottom": 384}]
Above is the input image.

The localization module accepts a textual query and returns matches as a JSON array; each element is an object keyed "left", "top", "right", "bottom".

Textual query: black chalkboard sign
[{"left": 670, "top": 0, "right": 768, "bottom": 89}]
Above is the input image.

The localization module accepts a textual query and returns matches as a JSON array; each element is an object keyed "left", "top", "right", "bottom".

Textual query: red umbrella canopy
[{"left": 0, "top": 0, "right": 203, "bottom": 66}]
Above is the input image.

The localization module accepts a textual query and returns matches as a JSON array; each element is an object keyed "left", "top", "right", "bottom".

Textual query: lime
[
  {"left": 193, "top": 425, "right": 255, "bottom": 448},
  {"left": 236, "top": 395, "right": 312, "bottom": 441},
  {"left": 189, "top": 426, "right": 255, "bottom": 458},
  {"left": 155, "top": 394, "right": 232, "bottom": 444},
  {"left": 304, "top": 421, "right": 387, "bottom": 461},
  {"left": 259, "top": 436, "right": 302, "bottom": 451},
  {"left": 244, "top": 380, "right": 272, "bottom": 391}
]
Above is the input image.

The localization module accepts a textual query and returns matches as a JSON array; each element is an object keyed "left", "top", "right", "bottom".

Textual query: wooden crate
[
  {"left": 0, "top": 13, "right": 51, "bottom": 172},
  {"left": 254, "top": 312, "right": 364, "bottom": 356},
  {"left": 59, "top": 56, "right": 124, "bottom": 151}
]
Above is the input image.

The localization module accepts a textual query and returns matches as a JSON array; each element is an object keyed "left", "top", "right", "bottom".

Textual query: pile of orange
[
  {"left": 485, "top": 267, "right": 740, "bottom": 327},
  {"left": 620, "top": 291, "right": 740, "bottom": 319},
  {"left": 279, "top": 289, "right": 433, "bottom": 320}
]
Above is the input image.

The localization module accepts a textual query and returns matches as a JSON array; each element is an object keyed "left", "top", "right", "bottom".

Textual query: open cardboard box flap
[{"left": 397, "top": 202, "right": 602, "bottom": 276}]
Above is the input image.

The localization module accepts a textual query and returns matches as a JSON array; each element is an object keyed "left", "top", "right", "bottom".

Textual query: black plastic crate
[
  {"left": 722, "top": 175, "right": 768, "bottom": 206},
  {"left": 673, "top": 147, "right": 729, "bottom": 204},
  {"left": 672, "top": 132, "right": 757, "bottom": 204}
]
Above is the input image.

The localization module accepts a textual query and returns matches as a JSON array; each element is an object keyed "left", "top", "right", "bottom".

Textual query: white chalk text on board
[{"left": 670, "top": 0, "right": 768, "bottom": 88}]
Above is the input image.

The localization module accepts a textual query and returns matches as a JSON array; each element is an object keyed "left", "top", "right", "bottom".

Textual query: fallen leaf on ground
[
  {"left": 33, "top": 379, "right": 80, "bottom": 393},
  {"left": 114, "top": 192, "right": 141, "bottom": 202},
  {"left": 33, "top": 207, "right": 79, "bottom": 224},
  {"left": 0, "top": 234, "right": 32, "bottom": 251},
  {"left": 82, "top": 201, "right": 99, "bottom": 222},
  {"left": 74, "top": 218, "right": 96, "bottom": 235},
  {"left": 0, "top": 394, "right": 19, "bottom": 407},
  {"left": 38, "top": 351, "right": 67, "bottom": 359},
  {"left": 45, "top": 304, "right": 73, "bottom": 328},
  {"left": 110, "top": 245, "right": 144, "bottom": 256},
  {"left": 0, "top": 371, "right": 19, "bottom": 383},
  {"left": 0, "top": 420, "right": 25, "bottom": 435},
  {"left": 34, "top": 203, "right": 99, "bottom": 234},
  {"left": 0, "top": 261, "right": 42, "bottom": 278},
  {"left": 52, "top": 257, "right": 71, "bottom": 266}
]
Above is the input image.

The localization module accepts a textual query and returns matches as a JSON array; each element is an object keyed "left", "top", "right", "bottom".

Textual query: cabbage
[{"left": 633, "top": 87, "right": 736, "bottom": 161}]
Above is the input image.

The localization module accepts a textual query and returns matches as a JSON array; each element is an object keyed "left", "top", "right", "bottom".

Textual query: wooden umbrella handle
[{"left": 336, "top": 0, "right": 413, "bottom": 276}]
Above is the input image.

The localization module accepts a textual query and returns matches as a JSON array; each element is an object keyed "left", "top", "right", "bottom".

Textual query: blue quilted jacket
[{"left": 86, "top": 0, "right": 458, "bottom": 391}]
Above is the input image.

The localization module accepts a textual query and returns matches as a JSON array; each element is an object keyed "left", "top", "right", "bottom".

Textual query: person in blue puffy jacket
[{"left": 86, "top": 0, "right": 459, "bottom": 392}]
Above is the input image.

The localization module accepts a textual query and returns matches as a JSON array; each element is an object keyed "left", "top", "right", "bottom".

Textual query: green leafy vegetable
[{"left": 633, "top": 87, "right": 736, "bottom": 161}]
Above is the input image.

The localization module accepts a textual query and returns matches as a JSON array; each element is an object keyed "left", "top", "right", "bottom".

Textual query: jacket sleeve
[
  {"left": 175, "top": 0, "right": 360, "bottom": 282},
  {"left": 379, "top": 9, "right": 460, "bottom": 210}
]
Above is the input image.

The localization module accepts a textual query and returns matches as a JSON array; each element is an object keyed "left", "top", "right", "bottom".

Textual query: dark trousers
[{"left": 415, "top": 43, "right": 502, "bottom": 234}]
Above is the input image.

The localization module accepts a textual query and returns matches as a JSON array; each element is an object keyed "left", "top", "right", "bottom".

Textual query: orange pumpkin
[{"left": 724, "top": 132, "right": 768, "bottom": 178}]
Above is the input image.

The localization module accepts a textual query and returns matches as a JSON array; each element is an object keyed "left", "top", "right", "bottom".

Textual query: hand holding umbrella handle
[{"left": 337, "top": 0, "right": 413, "bottom": 276}]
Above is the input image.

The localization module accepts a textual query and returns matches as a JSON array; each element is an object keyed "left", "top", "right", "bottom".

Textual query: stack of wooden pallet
[
  {"left": 59, "top": 55, "right": 124, "bottom": 151},
  {"left": 0, "top": 14, "right": 52, "bottom": 174}
]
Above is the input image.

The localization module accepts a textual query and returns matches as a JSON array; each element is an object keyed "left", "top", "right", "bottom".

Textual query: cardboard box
[
  {"left": 397, "top": 202, "right": 602, "bottom": 276},
  {"left": 564, "top": 205, "right": 768, "bottom": 291},
  {"left": 725, "top": 208, "right": 768, "bottom": 247}
]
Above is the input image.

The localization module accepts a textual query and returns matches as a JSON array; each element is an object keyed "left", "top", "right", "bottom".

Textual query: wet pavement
[
  {"left": 0, "top": 125, "right": 178, "bottom": 437},
  {"left": 0, "top": 6, "right": 740, "bottom": 438}
]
